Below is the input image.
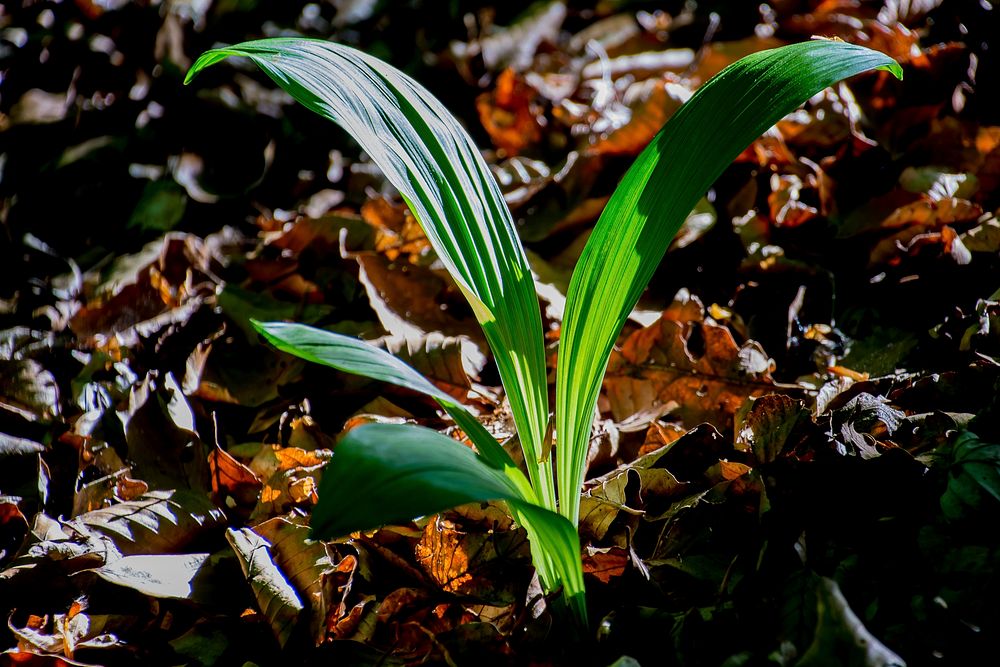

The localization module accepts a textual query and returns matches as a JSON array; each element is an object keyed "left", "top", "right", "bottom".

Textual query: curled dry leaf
[
  {"left": 122, "top": 372, "right": 209, "bottom": 493},
  {"left": 734, "top": 394, "right": 813, "bottom": 465},
  {"left": 8, "top": 602, "right": 128, "bottom": 661},
  {"left": 253, "top": 516, "right": 356, "bottom": 645},
  {"left": 226, "top": 527, "right": 304, "bottom": 648},
  {"left": 579, "top": 439, "right": 691, "bottom": 541},
  {"left": 414, "top": 514, "right": 531, "bottom": 605}
]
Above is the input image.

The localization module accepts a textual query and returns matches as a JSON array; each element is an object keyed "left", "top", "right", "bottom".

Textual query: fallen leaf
[
  {"left": 253, "top": 516, "right": 354, "bottom": 645},
  {"left": 734, "top": 395, "right": 813, "bottom": 465},
  {"left": 75, "top": 489, "right": 225, "bottom": 556},
  {"left": 476, "top": 68, "right": 543, "bottom": 155},
  {"left": 88, "top": 553, "right": 215, "bottom": 601},
  {"left": 604, "top": 291, "right": 778, "bottom": 430},
  {"left": 226, "top": 527, "right": 304, "bottom": 648},
  {"left": 797, "top": 577, "right": 906, "bottom": 667}
]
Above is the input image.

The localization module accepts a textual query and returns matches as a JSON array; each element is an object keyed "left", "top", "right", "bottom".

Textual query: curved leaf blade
[
  {"left": 556, "top": 40, "right": 901, "bottom": 524},
  {"left": 312, "top": 423, "right": 586, "bottom": 623},
  {"left": 187, "top": 39, "right": 553, "bottom": 507},
  {"left": 251, "top": 320, "right": 530, "bottom": 495}
]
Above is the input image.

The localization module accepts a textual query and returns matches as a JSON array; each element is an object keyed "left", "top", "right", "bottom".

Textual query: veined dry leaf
[
  {"left": 0, "top": 361, "right": 60, "bottom": 422},
  {"left": 414, "top": 513, "right": 530, "bottom": 604},
  {"left": 251, "top": 447, "right": 330, "bottom": 520},
  {"left": 374, "top": 333, "right": 481, "bottom": 403},
  {"left": 253, "top": 516, "right": 355, "bottom": 644},
  {"left": 0, "top": 434, "right": 45, "bottom": 458},
  {"left": 208, "top": 444, "right": 262, "bottom": 509},
  {"left": 74, "top": 489, "right": 225, "bottom": 556},
  {"left": 581, "top": 545, "right": 629, "bottom": 584},
  {"left": 604, "top": 292, "right": 777, "bottom": 430},
  {"left": 734, "top": 394, "right": 813, "bottom": 465},
  {"left": 579, "top": 441, "right": 689, "bottom": 540},
  {"left": 355, "top": 253, "right": 481, "bottom": 336},
  {"left": 89, "top": 553, "right": 215, "bottom": 602},
  {"left": 226, "top": 527, "right": 304, "bottom": 648},
  {"left": 122, "top": 372, "right": 209, "bottom": 492}
]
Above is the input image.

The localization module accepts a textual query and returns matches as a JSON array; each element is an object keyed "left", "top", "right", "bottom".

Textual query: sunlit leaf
[
  {"left": 557, "top": 39, "right": 902, "bottom": 524},
  {"left": 186, "top": 38, "right": 554, "bottom": 508},
  {"left": 90, "top": 553, "right": 215, "bottom": 601},
  {"left": 76, "top": 489, "right": 225, "bottom": 556},
  {"left": 226, "top": 527, "right": 304, "bottom": 648}
]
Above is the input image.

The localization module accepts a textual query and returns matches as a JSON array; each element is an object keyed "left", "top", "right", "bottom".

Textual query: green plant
[{"left": 186, "top": 37, "right": 900, "bottom": 629}]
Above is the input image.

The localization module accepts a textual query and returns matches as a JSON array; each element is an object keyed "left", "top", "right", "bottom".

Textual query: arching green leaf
[
  {"left": 187, "top": 39, "right": 553, "bottom": 507},
  {"left": 556, "top": 40, "right": 902, "bottom": 524}
]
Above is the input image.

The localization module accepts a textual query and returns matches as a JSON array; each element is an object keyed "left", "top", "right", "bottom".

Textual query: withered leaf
[
  {"left": 253, "top": 516, "right": 354, "bottom": 645},
  {"left": 76, "top": 489, "right": 225, "bottom": 556},
  {"left": 226, "top": 527, "right": 304, "bottom": 648},
  {"left": 734, "top": 394, "right": 813, "bottom": 464},
  {"left": 89, "top": 553, "right": 216, "bottom": 602},
  {"left": 604, "top": 292, "right": 777, "bottom": 430}
]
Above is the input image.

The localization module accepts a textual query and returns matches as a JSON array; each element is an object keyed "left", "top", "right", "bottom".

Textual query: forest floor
[{"left": 2, "top": 1, "right": 1000, "bottom": 665}]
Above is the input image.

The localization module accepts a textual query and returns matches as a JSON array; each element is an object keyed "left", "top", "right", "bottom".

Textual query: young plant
[{"left": 186, "top": 38, "right": 900, "bottom": 629}]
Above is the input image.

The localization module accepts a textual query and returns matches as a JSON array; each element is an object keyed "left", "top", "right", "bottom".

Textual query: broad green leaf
[
  {"left": 556, "top": 40, "right": 902, "bottom": 524},
  {"left": 311, "top": 423, "right": 586, "bottom": 624},
  {"left": 187, "top": 39, "right": 554, "bottom": 509}
]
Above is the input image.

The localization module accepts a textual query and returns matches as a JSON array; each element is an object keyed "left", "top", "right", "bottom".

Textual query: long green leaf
[
  {"left": 312, "top": 423, "right": 587, "bottom": 624},
  {"left": 556, "top": 40, "right": 902, "bottom": 524},
  {"left": 187, "top": 39, "right": 554, "bottom": 508}
]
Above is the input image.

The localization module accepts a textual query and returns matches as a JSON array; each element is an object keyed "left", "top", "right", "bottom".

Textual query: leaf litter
[{"left": 1, "top": 0, "right": 999, "bottom": 664}]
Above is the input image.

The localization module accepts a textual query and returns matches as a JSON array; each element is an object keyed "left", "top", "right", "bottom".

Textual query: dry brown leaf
[
  {"left": 253, "top": 516, "right": 356, "bottom": 645},
  {"left": 226, "top": 527, "right": 303, "bottom": 648},
  {"left": 604, "top": 292, "right": 777, "bottom": 430},
  {"left": 586, "top": 77, "right": 688, "bottom": 157},
  {"left": 75, "top": 489, "right": 225, "bottom": 556}
]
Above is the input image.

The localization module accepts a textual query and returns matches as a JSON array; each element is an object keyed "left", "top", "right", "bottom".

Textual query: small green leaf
[{"left": 557, "top": 40, "right": 902, "bottom": 524}]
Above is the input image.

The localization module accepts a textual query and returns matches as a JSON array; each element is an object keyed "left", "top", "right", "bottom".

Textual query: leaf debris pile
[{"left": 1, "top": 1, "right": 999, "bottom": 664}]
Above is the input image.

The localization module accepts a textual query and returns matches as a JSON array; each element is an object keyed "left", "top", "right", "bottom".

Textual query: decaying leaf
[
  {"left": 226, "top": 527, "right": 304, "bottom": 648},
  {"left": 735, "top": 394, "right": 813, "bottom": 464},
  {"left": 604, "top": 291, "right": 778, "bottom": 430},
  {"left": 253, "top": 516, "right": 356, "bottom": 645},
  {"left": 75, "top": 489, "right": 225, "bottom": 556}
]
